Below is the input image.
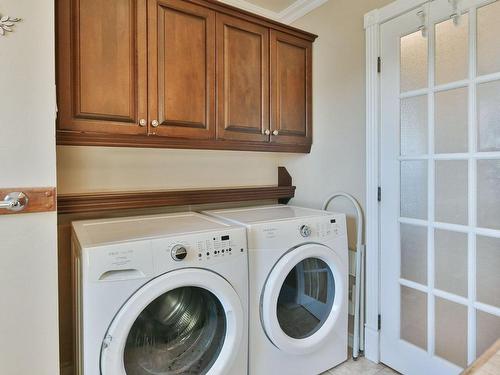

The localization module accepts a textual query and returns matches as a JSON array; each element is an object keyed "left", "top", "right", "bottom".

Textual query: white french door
[{"left": 380, "top": 0, "right": 500, "bottom": 374}]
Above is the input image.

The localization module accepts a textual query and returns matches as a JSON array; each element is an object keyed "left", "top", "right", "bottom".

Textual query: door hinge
[
  {"left": 377, "top": 186, "right": 381, "bottom": 202},
  {"left": 377, "top": 57, "right": 381, "bottom": 73},
  {"left": 378, "top": 314, "right": 381, "bottom": 330}
]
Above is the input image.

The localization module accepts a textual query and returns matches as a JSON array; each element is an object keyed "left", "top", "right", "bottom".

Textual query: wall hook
[
  {"left": 417, "top": 9, "right": 427, "bottom": 37},
  {"left": 449, "top": 0, "right": 462, "bottom": 25}
]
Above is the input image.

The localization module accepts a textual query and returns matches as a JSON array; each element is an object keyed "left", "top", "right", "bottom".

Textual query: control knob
[
  {"left": 171, "top": 244, "right": 188, "bottom": 261},
  {"left": 299, "top": 224, "right": 312, "bottom": 238}
]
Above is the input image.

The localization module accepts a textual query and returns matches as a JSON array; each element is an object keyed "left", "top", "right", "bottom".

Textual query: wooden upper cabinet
[
  {"left": 56, "top": 0, "right": 317, "bottom": 152},
  {"left": 216, "top": 14, "right": 269, "bottom": 143},
  {"left": 57, "top": 0, "right": 148, "bottom": 135},
  {"left": 147, "top": 0, "right": 215, "bottom": 139},
  {"left": 270, "top": 30, "right": 312, "bottom": 146}
]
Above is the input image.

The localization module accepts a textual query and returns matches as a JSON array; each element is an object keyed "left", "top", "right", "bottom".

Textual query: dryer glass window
[
  {"left": 277, "top": 258, "right": 335, "bottom": 339},
  {"left": 123, "top": 286, "right": 226, "bottom": 375}
]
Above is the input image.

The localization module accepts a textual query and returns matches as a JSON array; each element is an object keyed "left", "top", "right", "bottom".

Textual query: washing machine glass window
[
  {"left": 261, "top": 243, "right": 345, "bottom": 354},
  {"left": 123, "top": 286, "right": 226, "bottom": 375},
  {"left": 277, "top": 258, "right": 335, "bottom": 339}
]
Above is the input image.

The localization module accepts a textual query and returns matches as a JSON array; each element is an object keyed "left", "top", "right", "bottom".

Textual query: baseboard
[{"left": 364, "top": 325, "right": 380, "bottom": 363}]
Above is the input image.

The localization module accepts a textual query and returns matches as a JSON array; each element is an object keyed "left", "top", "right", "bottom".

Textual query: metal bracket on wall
[{"left": 0, "top": 187, "right": 56, "bottom": 215}]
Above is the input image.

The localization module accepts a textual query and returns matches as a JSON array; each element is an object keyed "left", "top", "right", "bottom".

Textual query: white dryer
[
  {"left": 203, "top": 205, "right": 348, "bottom": 375},
  {"left": 72, "top": 212, "right": 248, "bottom": 375}
]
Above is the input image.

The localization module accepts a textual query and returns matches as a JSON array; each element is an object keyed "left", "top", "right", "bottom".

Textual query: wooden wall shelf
[{"left": 57, "top": 167, "right": 295, "bottom": 214}]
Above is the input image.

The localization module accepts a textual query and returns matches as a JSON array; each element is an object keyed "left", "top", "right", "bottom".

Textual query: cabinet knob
[
  {"left": 264, "top": 129, "right": 270, "bottom": 135},
  {"left": 151, "top": 120, "right": 159, "bottom": 128},
  {"left": 139, "top": 119, "right": 147, "bottom": 127},
  {"left": 272, "top": 130, "right": 279, "bottom": 136}
]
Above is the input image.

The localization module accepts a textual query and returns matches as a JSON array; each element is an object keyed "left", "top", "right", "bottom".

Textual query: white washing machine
[
  {"left": 72, "top": 212, "right": 248, "bottom": 375},
  {"left": 203, "top": 205, "right": 348, "bottom": 375}
]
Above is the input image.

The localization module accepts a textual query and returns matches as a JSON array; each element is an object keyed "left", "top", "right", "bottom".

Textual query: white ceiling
[
  {"left": 245, "top": 0, "right": 297, "bottom": 12},
  {"left": 219, "top": 0, "right": 328, "bottom": 24}
]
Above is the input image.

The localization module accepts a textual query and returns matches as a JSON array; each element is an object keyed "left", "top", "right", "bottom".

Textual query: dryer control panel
[{"left": 295, "top": 215, "right": 346, "bottom": 241}]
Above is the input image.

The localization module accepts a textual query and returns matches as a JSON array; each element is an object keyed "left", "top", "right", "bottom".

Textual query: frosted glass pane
[
  {"left": 401, "top": 224, "right": 427, "bottom": 285},
  {"left": 478, "top": 160, "right": 500, "bottom": 230},
  {"left": 435, "top": 160, "right": 468, "bottom": 225},
  {"left": 477, "top": 0, "right": 500, "bottom": 75},
  {"left": 401, "top": 161, "right": 428, "bottom": 220},
  {"left": 477, "top": 80, "right": 500, "bottom": 152},
  {"left": 435, "top": 88, "right": 468, "bottom": 153},
  {"left": 401, "top": 31, "right": 428, "bottom": 92},
  {"left": 435, "top": 230, "right": 468, "bottom": 297},
  {"left": 401, "top": 95, "right": 428, "bottom": 156},
  {"left": 476, "top": 310, "right": 500, "bottom": 357},
  {"left": 435, "top": 298, "right": 468, "bottom": 368},
  {"left": 435, "top": 15, "right": 469, "bottom": 85},
  {"left": 477, "top": 236, "right": 500, "bottom": 308},
  {"left": 401, "top": 286, "right": 427, "bottom": 350}
]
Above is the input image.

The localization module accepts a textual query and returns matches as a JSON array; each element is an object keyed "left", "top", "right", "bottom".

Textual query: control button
[
  {"left": 222, "top": 249, "right": 225, "bottom": 253},
  {"left": 300, "top": 224, "right": 312, "bottom": 238},
  {"left": 206, "top": 252, "right": 210, "bottom": 256},
  {"left": 171, "top": 245, "right": 188, "bottom": 261},
  {"left": 198, "top": 253, "right": 202, "bottom": 258}
]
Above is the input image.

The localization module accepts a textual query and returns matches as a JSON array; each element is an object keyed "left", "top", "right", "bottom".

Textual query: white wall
[{"left": 0, "top": 1, "right": 59, "bottom": 374}]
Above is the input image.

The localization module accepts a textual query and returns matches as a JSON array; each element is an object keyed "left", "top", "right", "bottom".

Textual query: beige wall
[
  {"left": 279, "top": 0, "right": 392, "bottom": 244},
  {"left": 0, "top": 0, "right": 59, "bottom": 374},
  {"left": 57, "top": 146, "right": 278, "bottom": 193}
]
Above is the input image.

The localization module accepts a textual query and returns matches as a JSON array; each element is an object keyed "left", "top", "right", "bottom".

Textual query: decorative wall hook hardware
[
  {"left": 0, "top": 14, "right": 21, "bottom": 36},
  {"left": 417, "top": 9, "right": 427, "bottom": 37},
  {"left": 448, "top": 0, "right": 462, "bottom": 25}
]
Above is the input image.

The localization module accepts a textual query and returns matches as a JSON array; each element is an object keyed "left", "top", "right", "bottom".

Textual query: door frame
[{"left": 363, "top": 0, "right": 495, "bottom": 364}]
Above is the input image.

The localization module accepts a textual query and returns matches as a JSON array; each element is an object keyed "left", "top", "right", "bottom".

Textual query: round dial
[
  {"left": 299, "top": 224, "right": 312, "bottom": 238},
  {"left": 171, "top": 244, "right": 188, "bottom": 261}
]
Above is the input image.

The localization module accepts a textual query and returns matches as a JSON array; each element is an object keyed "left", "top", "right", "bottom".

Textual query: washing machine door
[
  {"left": 261, "top": 243, "right": 345, "bottom": 355},
  {"left": 101, "top": 268, "right": 243, "bottom": 375}
]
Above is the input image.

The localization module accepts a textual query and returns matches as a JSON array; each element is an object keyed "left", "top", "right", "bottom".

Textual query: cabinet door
[
  {"left": 148, "top": 0, "right": 215, "bottom": 139},
  {"left": 57, "top": 0, "right": 148, "bottom": 135},
  {"left": 216, "top": 14, "right": 269, "bottom": 142},
  {"left": 270, "top": 30, "right": 312, "bottom": 146}
]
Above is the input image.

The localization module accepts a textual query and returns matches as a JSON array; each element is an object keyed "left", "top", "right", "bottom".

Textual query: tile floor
[{"left": 322, "top": 354, "right": 400, "bottom": 375}]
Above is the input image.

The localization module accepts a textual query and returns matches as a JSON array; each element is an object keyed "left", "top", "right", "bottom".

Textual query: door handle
[{"left": 0, "top": 192, "right": 28, "bottom": 212}]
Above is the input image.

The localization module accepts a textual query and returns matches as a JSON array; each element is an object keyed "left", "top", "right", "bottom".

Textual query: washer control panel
[
  {"left": 194, "top": 233, "right": 244, "bottom": 260},
  {"left": 153, "top": 227, "right": 247, "bottom": 270}
]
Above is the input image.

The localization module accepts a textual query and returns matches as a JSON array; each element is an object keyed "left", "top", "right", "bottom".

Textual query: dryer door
[
  {"left": 261, "top": 243, "right": 346, "bottom": 354},
  {"left": 101, "top": 268, "right": 244, "bottom": 375}
]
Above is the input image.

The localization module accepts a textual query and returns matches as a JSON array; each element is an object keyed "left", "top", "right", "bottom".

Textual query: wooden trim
[
  {"left": 0, "top": 187, "right": 56, "bottom": 215},
  {"left": 57, "top": 167, "right": 295, "bottom": 214},
  {"left": 58, "top": 186, "right": 295, "bottom": 214},
  {"left": 462, "top": 339, "right": 500, "bottom": 375},
  {"left": 278, "top": 166, "right": 293, "bottom": 204},
  {"left": 56, "top": 130, "right": 312, "bottom": 153}
]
